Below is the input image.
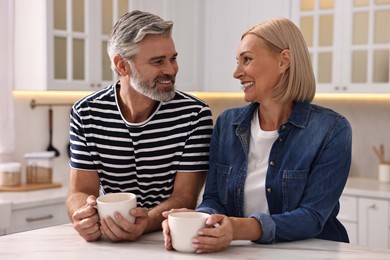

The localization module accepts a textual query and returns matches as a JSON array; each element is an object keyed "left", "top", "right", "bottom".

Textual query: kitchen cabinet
[
  {"left": 5, "top": 201, "right": 68, "bottom": 234},
  {"left": 338, "top": 195, "right": 358, "bottom": 244},
  {"left": 339, "top": 177, "right": 390, "bottom": 249},
  {"left": 14, "top": 0, "right": 129, "bottom": 91},
  {"left": 128, "top": 0, "right": 205, "bottom": 91},
  {"left": 291, "top": 0, "right": 390, "bottom": 93},
  {"left": 0, "top": 183, "right": 69, "bottom": 235},
  {"left": 358, "top": 197, "right": 389, "bottom": 248},
  {"left": 12, "top": 0, "right": 291, "bottom": 92},
  {"left": 125, "top": 0, "right": 290, "bottom": 92}
]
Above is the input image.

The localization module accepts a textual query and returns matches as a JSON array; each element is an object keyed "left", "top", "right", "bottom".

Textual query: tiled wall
[{"left": 11, "top": 91, "right": 390, "bottom": 183}]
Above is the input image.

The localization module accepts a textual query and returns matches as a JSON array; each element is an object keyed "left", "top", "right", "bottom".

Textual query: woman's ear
[
  {"left": 113, "top": 55, "right": 129, "bottom": 76},
  {"left": 279, "top": 49, "right": 291, "bottom": 72}
]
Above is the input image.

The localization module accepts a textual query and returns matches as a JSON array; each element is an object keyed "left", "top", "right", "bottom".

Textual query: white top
[{"left": 244, "top": 108, "right": 278, "bottom": 217}]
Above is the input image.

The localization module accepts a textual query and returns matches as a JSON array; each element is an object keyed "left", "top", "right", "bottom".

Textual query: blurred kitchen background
[
  {"left": 1, "top": 0, "right": 389, "bottom": 182},
  {"left": 1, "top": 0, "right": 390, "bottom": 247}
]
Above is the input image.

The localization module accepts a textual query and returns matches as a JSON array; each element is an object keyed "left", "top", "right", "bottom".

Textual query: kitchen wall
[{"left": 11, "top": 91, "right": 390, "bottom": 184}]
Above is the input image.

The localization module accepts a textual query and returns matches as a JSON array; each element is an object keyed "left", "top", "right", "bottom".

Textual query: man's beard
[{"left": 129, "top": 64, "right": 176, "bottom": 102}]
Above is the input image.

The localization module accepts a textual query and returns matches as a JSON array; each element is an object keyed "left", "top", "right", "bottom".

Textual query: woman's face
[{"left": 233, "top": 34, "right": 286, "bottom": 103}]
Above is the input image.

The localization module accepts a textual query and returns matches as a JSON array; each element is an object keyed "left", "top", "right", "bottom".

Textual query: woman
[{"left": 163, "top": 17, "right": 352, "bottom": 253}]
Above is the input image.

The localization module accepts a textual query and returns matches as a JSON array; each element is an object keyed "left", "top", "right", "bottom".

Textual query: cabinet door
[
  {"left": 48, "top": 0, "right": 127, "bottom": 91},
  {"left": 91, "top": 0, "right": 129, "bottom": 89},
  {"left": 291, "top": 0, "right": 342, "bottom": 92},
  {"left": 339, "top": 195, "right": 358, "bottom": 244},
  {"left": 6, "top": 203, "right": 69, "bottom": 234},
  {"left": 358, "top": 197, "right": 389, "bottom": 249},
  {"left": 348, "top": 1, "right": 390, "bottom": 92},
  {"left": 291, "top": 0, "right": 390, "bottom": 93},
  {"left": 48, "top": 0, "right": 90, "bottom": 90},
  {"left": 343, "top": 222, "right": 358, "bottom": 245}
]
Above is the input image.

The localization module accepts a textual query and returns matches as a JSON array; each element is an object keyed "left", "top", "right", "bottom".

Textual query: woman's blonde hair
[{"left": 243, "top": 17, "right": 316, "bottom": 102}]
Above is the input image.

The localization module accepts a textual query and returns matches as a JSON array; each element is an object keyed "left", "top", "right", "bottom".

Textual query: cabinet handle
[
  {"left": 26, "top": 214, "right": 54, "bottom": 222},
  {"left": 368, "top": 204, "right": 376, "bottom": 209}
]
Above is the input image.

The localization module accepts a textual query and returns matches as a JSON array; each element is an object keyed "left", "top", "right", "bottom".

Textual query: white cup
[
  {"left": 95, "top": 193, "right": 137, "bottom": 226},
  {"left": 168, "top": 211, "right": 210, "bottom": 253},
  {"left": 379, "top": 164, "right": 390, "bottom": 183}
]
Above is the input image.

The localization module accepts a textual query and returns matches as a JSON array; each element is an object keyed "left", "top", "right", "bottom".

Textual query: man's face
[{"left": 128, "top": 34, "right": 179, "bottom": 102}]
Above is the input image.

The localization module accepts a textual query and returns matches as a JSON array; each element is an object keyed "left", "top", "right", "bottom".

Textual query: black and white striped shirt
[{"left": 69, "top": 84, "right": 213, "bottom": 208}]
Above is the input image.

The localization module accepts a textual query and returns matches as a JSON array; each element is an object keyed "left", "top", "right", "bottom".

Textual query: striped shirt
[{"left": 69, "top": 83, "right": 213, "bottom": 209}]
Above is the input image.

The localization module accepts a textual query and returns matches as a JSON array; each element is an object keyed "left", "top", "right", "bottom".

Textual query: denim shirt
[{"left": 197, "top": 101, "right": 352, "bottom": 244}]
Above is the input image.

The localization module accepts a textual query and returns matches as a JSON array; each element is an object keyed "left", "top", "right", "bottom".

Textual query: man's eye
[{"left": 153, "top": 60, "right": 164, "bottom": 65}]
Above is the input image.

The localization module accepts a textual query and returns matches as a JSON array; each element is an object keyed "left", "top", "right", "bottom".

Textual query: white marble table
[{"left": 0, "top": 224, "right": 389, "bottom": 259}]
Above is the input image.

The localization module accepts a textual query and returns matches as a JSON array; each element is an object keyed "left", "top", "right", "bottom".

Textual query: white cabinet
[
  {"left": 201, "top": 0, "right": 290, "bottom": 92},
  {"left": 14, "top": 0, "right": 129, "bottom": 91},
  {"left": 339, "top": 194, "right": 390, "bottom": 249},
  {"left": 129, "top": 0, "right": 205, "bottom": 92},
  {"left": 0, "top": 184, "right": 69, "bottom": 236},
  {"left": 11, "top": 0, "right": 292, "bottom": 92},
  {"left": 291, "top": 0, "right": 390, "bottom": 93},
  {"left": 6, "top": 202, "right": 69, "bottom": 234},
  {"left": 358, "top": 197, "right": 389, "bottom": 249},
  {"left": 339, "top": 195, "right": 358, "bottom": 244},
  {"left": 130, "top": 0, "right": 289, "bottom": 92}
]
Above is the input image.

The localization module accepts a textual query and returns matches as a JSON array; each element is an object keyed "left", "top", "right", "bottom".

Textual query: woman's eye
[{"left": 243, "top": 57, "right": 252, "bottom": 64}]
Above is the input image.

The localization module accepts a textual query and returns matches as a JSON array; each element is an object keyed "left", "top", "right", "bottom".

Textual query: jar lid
[
  {"left": 24, "top": 151, "right": 56, "bottom": 159},
  {"left": 0, "top": 162, "right": 22, "bottom": 171}
]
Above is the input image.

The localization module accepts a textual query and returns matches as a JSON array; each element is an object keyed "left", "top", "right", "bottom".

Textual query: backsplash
[{"left": 11, "top": 91, "right": 390, "bottom": 183}]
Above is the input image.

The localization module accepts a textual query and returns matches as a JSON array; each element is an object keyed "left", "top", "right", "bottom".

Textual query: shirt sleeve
[
  {"left": 178, "top": 105, "right": 213, "bottom": 172},
  {"left": 69, "top": 105, "right": 96, "bottom": 171}
]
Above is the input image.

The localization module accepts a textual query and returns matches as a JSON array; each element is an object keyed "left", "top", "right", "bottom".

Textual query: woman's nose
[{"left": 233, "top": 66, "right": 243, "bottom": 79}]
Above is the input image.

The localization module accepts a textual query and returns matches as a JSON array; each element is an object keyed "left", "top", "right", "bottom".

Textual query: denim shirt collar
[{"left": 233, "top": 101, "right": 311, "bottom": 131}]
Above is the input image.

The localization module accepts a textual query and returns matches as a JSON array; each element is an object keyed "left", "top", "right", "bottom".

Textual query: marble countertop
[
  {"left": 0, "top": 183, "right": 68, "bottom": 210},
  {"left": 0, "top": 224, "right": 389, "bottom": 259},
  {"left": 344, "top": 176, "right": 390, "bottom": 199}
]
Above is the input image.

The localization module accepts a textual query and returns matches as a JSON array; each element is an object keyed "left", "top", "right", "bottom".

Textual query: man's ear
[
  {"left": 279, "top": 49, "right": 291, "bottom": 72},
  {"left": 114, "top": 55, "right": 129, "bottom": 76}
]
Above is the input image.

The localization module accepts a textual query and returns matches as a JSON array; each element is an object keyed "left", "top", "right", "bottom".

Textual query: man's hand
[
  {"left": 100, "top": 207, "right": 149, "bottom": 241},
  {"left": 71, "top": 195, "right": 101, "bottom": 242}
]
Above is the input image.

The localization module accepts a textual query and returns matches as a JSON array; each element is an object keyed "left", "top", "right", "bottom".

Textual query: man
[{"left": 66, "top": 10, "right": 213, "bottom": 242}]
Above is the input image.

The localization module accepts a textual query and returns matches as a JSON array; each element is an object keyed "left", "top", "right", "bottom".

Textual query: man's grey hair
[{"left": 107, "top": 10, "right": 174, "bottom": 75}]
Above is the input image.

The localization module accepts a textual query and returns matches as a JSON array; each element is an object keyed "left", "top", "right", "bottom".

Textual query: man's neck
[{"left": 117, "top": 81, "right": 159, "bottom": 123}]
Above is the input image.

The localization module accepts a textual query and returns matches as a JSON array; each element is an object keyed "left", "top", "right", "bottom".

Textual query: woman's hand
[
  {"left": 162, "top": 208, "right": 194, "bottom": 251},
  {"left": 192, "top": 214, "right": 234, "bottom": 253}
]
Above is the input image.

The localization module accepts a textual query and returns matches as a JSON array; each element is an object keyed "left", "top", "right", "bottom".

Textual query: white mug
[
  {"left": 95, "top": 192, "right": 137, "bottom": 226},
  {"left": 378, "top": 164, "right": 390, "bottom": 183},
  {"left": 168, "top": 211, "right": 210, "bottom": 253}
]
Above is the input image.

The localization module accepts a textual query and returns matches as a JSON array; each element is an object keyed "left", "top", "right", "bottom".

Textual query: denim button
[
  {"left": 278, "top": 137, "right": 282, "bottom": 142},
  {"left": 281, "top": 125, "right": 286, "bottom": 130},
  {"left": 267, "top": 188, "right": 272, "bottom": 193},
  {"left": 270, "top": 161, "right": 275, "bottom": 166}
]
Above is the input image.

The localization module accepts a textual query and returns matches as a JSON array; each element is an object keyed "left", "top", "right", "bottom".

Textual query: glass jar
[{"left": 0, "top": 162, "right": 22, "bottom": 186}]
